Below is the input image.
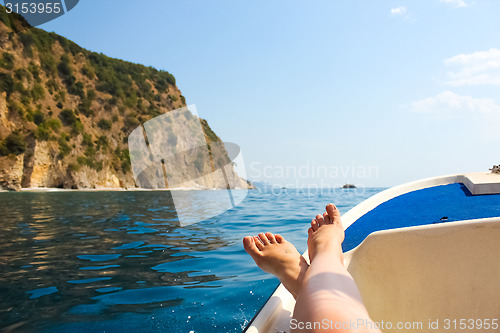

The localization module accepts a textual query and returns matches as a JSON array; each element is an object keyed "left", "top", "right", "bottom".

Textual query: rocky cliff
[{"left": 0, "top": 7, "right": 250, "bottom": 191}]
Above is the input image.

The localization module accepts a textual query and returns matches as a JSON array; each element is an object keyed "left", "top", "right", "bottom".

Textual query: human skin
[{"left": 243, "top": 204, "right": 381, "bottom": 333}]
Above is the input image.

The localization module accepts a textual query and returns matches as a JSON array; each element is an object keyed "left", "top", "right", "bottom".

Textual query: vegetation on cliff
[{"left": 0, "top": 6, "right": 230, "bottom": 190}]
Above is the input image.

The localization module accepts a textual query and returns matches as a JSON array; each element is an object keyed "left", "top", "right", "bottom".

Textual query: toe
[
  {"left": 323, "top": 212, "right": 332, "bottom": 224},
  {"left": 253, "top": 236, "right": 265, "bottom": 250},
  {"left": 258, "top": 233, "right": 270, "bottom": 245},
  {"left": 316, "top": 214, "right": 325, "bottom": 226},
  {"left": 308, "top": 227, "right": 313, "bottom": 236},
  {"left": 243, "top": 236, "right": 261, "bottom": 257},
  {"left": 275, "top": 234, "right": 284, "bottom": 243},
  {"left": 326, "top": 203, "right": 342, "bottom": 225},
  {"left": 311, "top": 219, "right": 319, "bottom": 231},
  {"left": 265, "top": 232, "right": 277, "bottom": 244}
]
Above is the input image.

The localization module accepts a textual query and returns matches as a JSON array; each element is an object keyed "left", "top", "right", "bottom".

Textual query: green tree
[
  {"left": 31, "top": 83, "right": 45, "bottom": 101},
  {"left": 39, "top": 53, "right": 57, "bottom": 76},
  {"left": 59, "top": 109, "right": 76, "bottom": 126},
  {"left": 0, "top": 52, "right": 15, "bottom": 70},
  {"left": 46, "top": 79, "right": 58, "bottom": 95},
  {"left": 0, "top": 131, "right": 27, "bottom": 156},
  {"left": 46, "top": 118, "right": 62, "bottom": 131},
  {"left": 0, "top": 5, "right": 11, "bottom": 28},
  {"left": 14, "top": 68, "right": 31, "bottom": 81},
  {"left": 72, "top": 119, "right": 84, "bottom": 134},
  {"left": 82, "top": 133, "right": 93, "bottom": 146},
  {"left": 81, "top": 65, "right": 95, "bottom": 79},
  {"left": 78, "top": 95, "right": 93, "bottom": 117},
  {"left": 58, "top": 54, "right": 72, "bottom": 77},
  {"left": 58, "top": 136, "right": 72, "bottom": 157},
  {"left": 33, "top": 110, "right": 44, "bottom": 125},
  {"left": 96, "top": 135, "right": 108, "bottom": 150},
  {"left": 124, "top": 113, "right": 139, "bottom": 130},
  {"left": 97, "top": 119, "right": 112, "bottom": 130},
  {"left": 35, "top": 124, "right": 51, "bottom": 141},
  {"left": 27, "top": 62, "right": 41, "bottom": 82},
  {"left": 0, "top": 73, "right": 14, "bottom": 96}
]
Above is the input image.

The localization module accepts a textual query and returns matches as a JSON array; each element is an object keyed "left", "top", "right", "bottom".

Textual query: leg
[
  {"left": 292, "top": 204, "right": 380, "bottom": 333},
  {"left": 243, "top": 232, "right": 309, "bottom": 299}
]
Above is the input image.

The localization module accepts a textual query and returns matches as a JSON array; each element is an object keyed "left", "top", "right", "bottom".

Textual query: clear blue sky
[{"left": 39, "top": 0, "right": 500, "bottom": 187}]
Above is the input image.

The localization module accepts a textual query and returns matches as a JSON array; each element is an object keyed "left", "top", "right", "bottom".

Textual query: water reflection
[
  {"left": 0, "top": 188, "right": 383, "bottom": 332},
  {"left": 0, "top": 191, "right": 231, "bottom": 331}
]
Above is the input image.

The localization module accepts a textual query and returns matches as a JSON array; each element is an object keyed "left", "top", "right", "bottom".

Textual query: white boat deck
[
  {"left": 462, "top": 172, "right": 500, "bottom": 195},
  {"left": 244, "top": 172, "right": 500, "bottom": 333}
]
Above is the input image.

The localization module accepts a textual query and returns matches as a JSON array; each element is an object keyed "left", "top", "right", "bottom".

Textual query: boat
[
  {"left": 342, "top": 183, "right": 357, "bottom": 189},
  {"left": 244, "top": 171, "right": 500, "bottom": 332}
]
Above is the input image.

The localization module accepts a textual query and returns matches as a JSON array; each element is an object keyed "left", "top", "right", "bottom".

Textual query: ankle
[
  {"left": 280, "top": 257, "right": 309, "bottom": 299},
  {"left": 312, "top": 245, "right": 343, "bottom": 263}
]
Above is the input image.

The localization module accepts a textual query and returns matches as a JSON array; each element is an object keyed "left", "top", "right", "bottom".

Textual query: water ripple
[
  {"left": 77, "top": 254, "right": 121, "bottom": 262},
  {"left": 0, "top": 188, "right": 382, "bottom": 332}
]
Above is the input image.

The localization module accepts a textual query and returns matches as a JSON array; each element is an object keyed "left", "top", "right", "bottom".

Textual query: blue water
[{"left": 0, "top": 188, "right": 382, "bottom": 332}]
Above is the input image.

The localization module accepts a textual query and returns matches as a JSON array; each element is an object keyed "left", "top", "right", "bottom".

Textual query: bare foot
[
  {"left": 308, "top": 203, "right": 345, "bottom": 264},
  {"left": 243, "top": 232, "right": 308, "bottom": 299}
]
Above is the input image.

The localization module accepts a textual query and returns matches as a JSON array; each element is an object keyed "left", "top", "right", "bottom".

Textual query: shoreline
[
  {"left": 0, "top": 187, "right": 254, "bottom": 193},
  {"left": 0, "top": 186, "right": 381, "bottom": 193}
]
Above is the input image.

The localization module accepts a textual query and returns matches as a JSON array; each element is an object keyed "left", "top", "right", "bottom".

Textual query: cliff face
[{"left": 0, "top": 7, "right": 250, "bottom": 191}]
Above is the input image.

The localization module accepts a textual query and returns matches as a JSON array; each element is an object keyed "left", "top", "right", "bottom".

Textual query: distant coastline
[{"left": 0, "top": 186, "right": 255, "bottom": 193}]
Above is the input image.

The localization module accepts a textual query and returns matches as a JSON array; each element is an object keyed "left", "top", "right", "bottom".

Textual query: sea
[{"left": 0, "top": 187, "right": 384, "bottom": 332}]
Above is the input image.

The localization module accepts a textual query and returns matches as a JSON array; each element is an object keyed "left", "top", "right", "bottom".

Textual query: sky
[{"left": 37, "top": 0, "right": 500, "bottom": 187}]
